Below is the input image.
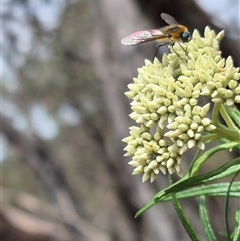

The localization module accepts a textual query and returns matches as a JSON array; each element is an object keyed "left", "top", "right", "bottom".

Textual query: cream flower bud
[{"left": 123, "top": 26, "right": 240, "bottom": 182}]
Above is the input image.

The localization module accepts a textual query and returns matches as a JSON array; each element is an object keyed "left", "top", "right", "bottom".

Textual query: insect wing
[
  {"left": 121, "top": 29, "right": 164, "bottom": 45},
  {"left": 160, "top": 13, "right": 178, "bottom": 25}
]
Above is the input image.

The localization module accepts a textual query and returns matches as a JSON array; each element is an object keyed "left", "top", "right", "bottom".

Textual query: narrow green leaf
[
  {"left": 135, "top": 182, "right": 240, "bottom": 217},
  {"left": 204, "top": 164, "right": 240, "bottom": 182},
  {"left": 154, "top": 158, "right": 240, "bottom": 202},
  {"left": 199, "top": 196, "right": 217, "bottom": 241},
  {"left": 232, "top": 210, "right": 240, "bottom": 241},
  {"left": 136, "top": 159, "right": 240, "bottom": 217},
  {"left": 170, "top": 175, "right": 201, "bottom": 241},
  {"left": 159, "top": 183, "right": 240, "bottom": 202},
  {"left": 135, "top": 200, "right": 156, "bottom": 217},
  {"left": 189, "top": 142, "right": 239, "bottom": 177},
  {"left": 218, "top": 138, "right": 240, "bottom": 153},
  {"left": 225, "top": 171, "right": 240, "bottom": 241}
]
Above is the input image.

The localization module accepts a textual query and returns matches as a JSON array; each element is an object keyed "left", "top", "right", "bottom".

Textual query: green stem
[
  {"left": 219, "top": 104, "right": 237, "bottom": 129},
  {"left": 224, "top": 104, "right": 240, "bottom": 128},
  {"left": 213, "top": 125, "right": 240, "bottom": 144},
  {"left": 212, "top": 103, "right": 221, "bottom": 126},
  {"left": 201, "top": 133, "right": 220, "bottom": 143},
  {"left": 211, "top": 103, "right": 240, "bottom": 143}
]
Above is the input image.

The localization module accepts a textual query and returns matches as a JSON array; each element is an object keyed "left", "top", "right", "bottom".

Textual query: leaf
[
  {"left": 199, "top": 195, "right": 217, "bottom": 241},
  {"left": 170, "top": 174, "right": 201, "bottom": 241},
  {"left": 232, "top": 209, "right": 240, "bottom": 241},
  {"left": 135, "top": 158, "right": 240, "bottom": 217},
  {"left": 189, "top": 142, "right": 239, "bottom": 177}
]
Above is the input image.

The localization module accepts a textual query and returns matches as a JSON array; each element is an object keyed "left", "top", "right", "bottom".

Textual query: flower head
[{"left": 123, "top": 27, "right": 240, "bottom": 182}]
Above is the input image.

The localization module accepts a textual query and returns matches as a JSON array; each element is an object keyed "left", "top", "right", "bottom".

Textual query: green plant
[{"left": 123, "top": 27, "right": 240, "bottom": 241}]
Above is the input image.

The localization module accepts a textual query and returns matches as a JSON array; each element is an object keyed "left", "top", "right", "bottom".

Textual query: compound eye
[{"left": 181, "top": 32, "right": 191, "bottom": 42}]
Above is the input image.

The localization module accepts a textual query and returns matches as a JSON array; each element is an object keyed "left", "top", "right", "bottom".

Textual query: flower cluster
[{"left": 123, "top": 27, "right": 240, "bottom": 182}]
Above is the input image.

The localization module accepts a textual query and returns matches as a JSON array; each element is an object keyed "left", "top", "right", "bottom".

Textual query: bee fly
[{"left": 121, "top": 13, "right": 191, "bottom": 60}]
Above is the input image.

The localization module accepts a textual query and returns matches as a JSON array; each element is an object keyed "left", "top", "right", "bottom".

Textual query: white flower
[{"left": 123, "top": 27, "right": 240, "bottom": 182}]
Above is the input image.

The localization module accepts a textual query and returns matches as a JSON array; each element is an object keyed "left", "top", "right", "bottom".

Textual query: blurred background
[{"left": 1, "top": 0, "right": 240, "bottom": 240}]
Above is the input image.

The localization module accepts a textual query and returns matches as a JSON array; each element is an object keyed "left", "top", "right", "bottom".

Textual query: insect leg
[
  {"left": 152, "top": 43, "right": 170, "bottom": 62},
  {"left": 171, "top": 43, "right": 189, "bottom": 63}
]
